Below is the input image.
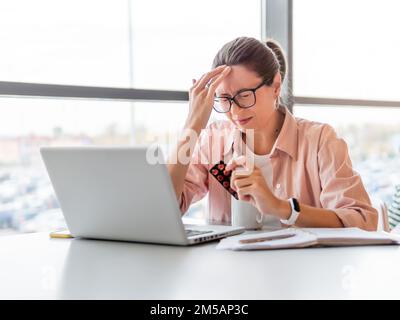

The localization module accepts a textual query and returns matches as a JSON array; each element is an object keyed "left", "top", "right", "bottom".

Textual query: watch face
[{"left": 293, "top": 198, "right": 300, "bottom": 212}]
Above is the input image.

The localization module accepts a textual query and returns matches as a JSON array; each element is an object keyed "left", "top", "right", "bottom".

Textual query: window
[
  {"left": 0, "top": 98, "right": 205, "bottom": 234},
  {"left": 294, "top": 105, "right": 400, "bottom": 205},
  {"left": 0, "top": 0, "right": 261, "bottom": 89},
  {"left": 0, "top": 97, "right": 132, "bottom": 234},
  {"left": 293, "top": 0, "right": 400, "bottom": 100},
  {"left": 130, "top": 0, "right": 261, "bottom": 90},
  {"left": 0, "top": 1, "right": 262, "bottom": 235},
  {"left": 293, "top": 0, "right": 400, "bottom": 211},
  {"left": 0, "top": 0, "right": 131, "bottom": 87}
]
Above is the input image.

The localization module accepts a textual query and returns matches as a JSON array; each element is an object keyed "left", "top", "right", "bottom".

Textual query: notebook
[{"left": 216, "top": 227, "right": 400, "bottom": 251}]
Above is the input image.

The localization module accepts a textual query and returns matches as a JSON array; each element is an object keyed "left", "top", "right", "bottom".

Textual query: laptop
[{"left": 40, "top": 146, "right": 244, "bottom": 245}]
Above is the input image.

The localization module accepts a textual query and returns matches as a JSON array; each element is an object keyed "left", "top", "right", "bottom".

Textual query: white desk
[{"left": 1, "top": 231, "right": 400, "bottom": 299}]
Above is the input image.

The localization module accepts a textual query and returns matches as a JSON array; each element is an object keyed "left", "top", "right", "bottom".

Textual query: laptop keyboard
[{"left": 185, "top": 229, "right": 213, "bottom": 237}]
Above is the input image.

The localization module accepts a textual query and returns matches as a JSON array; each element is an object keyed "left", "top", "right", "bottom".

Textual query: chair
[
  {"left": 387, "top": 185, "right": 400, "bottom": 231},
  {"left": 371, "top": 197, "right": 390, "bottom": 232}
]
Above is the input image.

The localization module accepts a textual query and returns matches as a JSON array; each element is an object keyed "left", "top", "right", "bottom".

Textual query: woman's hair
[{"left": 212, "top": 37, "right": 287, "bottom": 87}]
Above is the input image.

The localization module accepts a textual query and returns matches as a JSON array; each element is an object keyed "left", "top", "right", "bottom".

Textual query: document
[{"left": 216, "top": 227, "right": 400, "bottom": 251}]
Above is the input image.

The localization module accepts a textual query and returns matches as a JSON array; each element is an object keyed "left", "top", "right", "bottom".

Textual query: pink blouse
[{"left": 178, "top": 107, "right": 378, "bottom": 231}]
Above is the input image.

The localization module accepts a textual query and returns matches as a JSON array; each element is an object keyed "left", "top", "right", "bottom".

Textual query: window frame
[
  {"left": 285, "top": 0, "right": 400, "bottom": 109},
  {"left": 2, "top": 1, "right": 398, "bottom": 114},
  {"left": 0, "top": 1, "right": 263, "bottom": 106}
]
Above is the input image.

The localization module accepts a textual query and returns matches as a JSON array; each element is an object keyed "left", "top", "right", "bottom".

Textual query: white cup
[{"left": 231, "top": 199, "right": 263, "bottom": 230}]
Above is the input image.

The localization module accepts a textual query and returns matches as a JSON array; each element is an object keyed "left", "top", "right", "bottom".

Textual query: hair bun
[{"left": 266, "top": 39, "right": 287, "bottom": 82}]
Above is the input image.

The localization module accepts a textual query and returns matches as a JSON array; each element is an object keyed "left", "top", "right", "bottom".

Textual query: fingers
[
  {"left": 238, "top": 194, "right": 252, "bottom": 202},
  {"left": 206, "top": 67, "right": 231, "bottom": 97},
  {"left": 231, "top": 176, "right": 253, "bottom": 191},
  {"left": 231, "top": 170, "right": 252, "bottom": 189},
  {"left": 194, "top": 65, "right": 227, "bottom": 90},
  {"left": 236, "top": 185, "right": 253, "bottom": 200}
]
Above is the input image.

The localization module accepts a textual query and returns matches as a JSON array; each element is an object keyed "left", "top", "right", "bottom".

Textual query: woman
[{"left": 167, "top": 37, "right": 377, "bottom": 231}]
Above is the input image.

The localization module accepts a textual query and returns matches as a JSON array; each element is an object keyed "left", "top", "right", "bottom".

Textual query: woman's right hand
[{"left": 185, "top": 65, "right": 231, "bottom": 131}]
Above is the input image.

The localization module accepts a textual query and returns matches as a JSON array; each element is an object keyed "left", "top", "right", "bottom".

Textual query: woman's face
[{"left": 214, "top": 65, "right": 281, "bottom": 131}]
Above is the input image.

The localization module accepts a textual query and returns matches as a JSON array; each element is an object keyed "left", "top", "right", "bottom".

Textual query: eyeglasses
[{"left": 213, "top": 80, "right": 266, "bottom": 113}]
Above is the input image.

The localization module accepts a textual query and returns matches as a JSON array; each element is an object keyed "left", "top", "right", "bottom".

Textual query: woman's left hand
[{"left": 226, "top": 156, "right": 284, "bottom": 218}]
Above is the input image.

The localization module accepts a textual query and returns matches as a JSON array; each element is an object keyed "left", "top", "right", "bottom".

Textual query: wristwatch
[{"left": 280, "top": 198, "right": 301, "bottom": 226}]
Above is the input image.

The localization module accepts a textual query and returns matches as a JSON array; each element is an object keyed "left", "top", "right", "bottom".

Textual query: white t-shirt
[
  {"left": 245, "top": 145, "right": 273, "bottom": 187},
  {"left": 237, "top": 135, "right": 281, "bottom": 228},
  {"left": 237, "top": 133, "right": 275, "bottom": 189}
]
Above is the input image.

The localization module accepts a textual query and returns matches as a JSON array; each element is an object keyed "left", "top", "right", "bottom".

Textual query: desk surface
[{"left": 1, "top": 230, "right": 400, "bottom": 299}]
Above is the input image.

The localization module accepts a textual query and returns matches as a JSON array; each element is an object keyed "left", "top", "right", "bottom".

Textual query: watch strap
[{"left": 280, "top": 198, "right": 300, "bottom": 226}]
